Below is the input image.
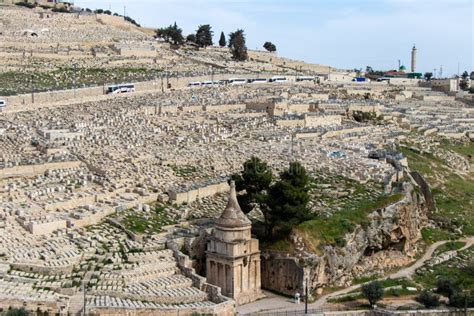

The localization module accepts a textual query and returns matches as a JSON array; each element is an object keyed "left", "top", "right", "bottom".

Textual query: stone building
[{"left": 206, "top": 181, "right": 263, "bottom": 305}]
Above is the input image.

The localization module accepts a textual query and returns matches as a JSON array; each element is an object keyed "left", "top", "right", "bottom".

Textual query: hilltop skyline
[{"left": 75, "top": 0, "right": 473, "bottom": 77}]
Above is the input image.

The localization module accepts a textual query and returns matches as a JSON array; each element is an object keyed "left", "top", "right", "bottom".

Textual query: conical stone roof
[{"left": 215, "top": 181, "right": 252, "bottom": 228}]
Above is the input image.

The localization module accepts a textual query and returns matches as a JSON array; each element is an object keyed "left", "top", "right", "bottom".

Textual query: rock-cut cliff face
[{"left": 260, "top": 184, "right": 428, "bottom": 296}]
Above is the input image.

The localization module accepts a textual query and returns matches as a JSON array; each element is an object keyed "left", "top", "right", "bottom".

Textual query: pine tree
[
  {"left": 263, "top": 41, "right": 276, "bottom": 52},
  {"left": 228, "top": 29, "right": 248, "bottom": 61},
  {"left": 195, "top": 24, "right": 213, "bottom": 48},
  {"left": 155, "top": 22, "right": 184, "bottom": 46},
  {"left": 266, "top": 161, "right": 311, "bottom": 237},
  {"left": 231, "top": 156, "right": 273, "bottom": 214},
  {"left": 186, "top": 34, "right": 196, "bottom": 43},
  {"left": 219, "top": 32, "right": 226, "bottom": 47}
]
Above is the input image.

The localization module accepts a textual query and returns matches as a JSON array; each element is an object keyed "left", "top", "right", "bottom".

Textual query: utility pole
[
  {"left": 290, "top": 132, "right": 294, "bottom": 158},
  {"left": 123, "top": 5, "right": 126, "bottom": 19},
  {"left": 304, "top": 278, "right": 308, "bottom": 314},
  {"left": 31, "top": 74, "right": 35, "bottom": 104},
  {"left": 161, "top": 73, "right": 164, "bottom": 93},
  {"left": 83, "top": 281, "right": 87, "bottom": 316},
  {"left": 73, "top": 63, "right": 77, "bottom": 98}
]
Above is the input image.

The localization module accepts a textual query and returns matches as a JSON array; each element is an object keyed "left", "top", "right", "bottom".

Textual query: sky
[{"left": 75, "top": 0, "right": 473, "bottom": 77}]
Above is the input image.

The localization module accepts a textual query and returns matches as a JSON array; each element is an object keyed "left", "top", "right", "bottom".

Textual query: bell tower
[{"left": 206, "top": 181, "right": 263, "bottom": 305}]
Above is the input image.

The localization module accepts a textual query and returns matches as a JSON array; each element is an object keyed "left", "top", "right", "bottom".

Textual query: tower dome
[{"left": 215, "top": 181, "right": 251, "bottom": 228}]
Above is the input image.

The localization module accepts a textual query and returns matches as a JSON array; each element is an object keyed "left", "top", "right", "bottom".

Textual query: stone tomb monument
[{"left": 206, "top": 181, "right": 263, "bottom": 305}]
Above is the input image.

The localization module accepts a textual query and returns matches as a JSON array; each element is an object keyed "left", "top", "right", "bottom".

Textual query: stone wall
[
  {"left": 0, "top": 161, "right": 83, "bottom": 179},
  {"left": 88, "top": 304, "right": 234, "bottom": 316},
  {"left": 260, "top": 254, "right": 304, "bottom": 296},
  {"left": 169, "top": 181, "right": 229, "bottom": 205},
  {"left": 409, "top": 171, "right": 436, "bottom": 212},
  {"left": 305, "top": 114, "right": 342, "bottom": 127}
]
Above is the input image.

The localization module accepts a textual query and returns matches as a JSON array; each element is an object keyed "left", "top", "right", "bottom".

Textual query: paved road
[{"left": 237, "top": 237, "right": 474, "bottom": 314}]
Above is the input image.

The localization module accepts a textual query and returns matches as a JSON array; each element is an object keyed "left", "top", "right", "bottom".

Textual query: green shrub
[
  {"left": 52, "top": 7, "right": 70, "bottom": 13},
  {"left": 449, "top": 291, "right": 474, "bottom": 308},
  {"left": 15, "top": 2, "right": 35, "bottom": 8},
  {"left": 436, "top": 278, "right": 458, "bottom": 299},
  {"left": 6, "top": 308, "right": 30, "bottom": 316},
  {"left": 416, "top": 290, "right": 441, "bottom": 308}
]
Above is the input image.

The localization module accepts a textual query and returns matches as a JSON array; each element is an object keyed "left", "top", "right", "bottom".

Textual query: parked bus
[
  {"left": 269, "top": 76, "right": 288, "bottom": 83},
  {"left": 219, "top": 79, "right": 229, "bottom": 85},
  {"left": 249, "top": 78, "right": 268, "bottom": 84},
  {"left": 188, "top": 82, "right": 202, "bottom": 88},
  {"left": 201, "top": 81, "right": 215, "bottom": 87},
  {"left": 228, "top": 78, "right": 247, "bottom": 86},
  {"left": 296, "top": 76, "right": 315, "bottom": 82},
  {"left": 106, "top": 84, "right": 135, "bottom": 94}
]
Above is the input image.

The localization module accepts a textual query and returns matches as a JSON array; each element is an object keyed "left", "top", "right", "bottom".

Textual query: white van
[
  {"left": 0, "top": 100, "right": 6, "bottom": 109},
  {"left": 228, "top": 78, "right": 247, "bottom": 86}
]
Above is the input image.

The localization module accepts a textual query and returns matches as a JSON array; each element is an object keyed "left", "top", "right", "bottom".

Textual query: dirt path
[
  {"left": 237, "top": 237, "right": 474, "bottom": 314},
  {"left": 314, "top": 236, "right": 474, "bottom": 307}
]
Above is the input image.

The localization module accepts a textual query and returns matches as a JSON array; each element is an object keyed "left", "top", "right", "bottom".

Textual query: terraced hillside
[{"left": 0, "top": 4, "right": 331, "bottom": 96}]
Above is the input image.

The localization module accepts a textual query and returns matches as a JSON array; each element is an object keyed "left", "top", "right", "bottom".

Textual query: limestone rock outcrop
[{"left": 261, "top": 184, "right": 428, "bottom": 296}]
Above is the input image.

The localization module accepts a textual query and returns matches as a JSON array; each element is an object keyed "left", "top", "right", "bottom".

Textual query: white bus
[
  {"left": 269, "top": 76, "right": 288, "bottom": 83},
  {"left": 249, "top": 78, "right": 268, "bottom": 84},
  {"left": 201, "top": 81, "right": 215, "bottom": 87},
  {"left": 228, "top": 78, "right": 247, "bottom": 86},
  {"left": 106, "top": 84, "right": 135, "bottom": 94},
  {"left": 0, "top": 100, "right": 6, "bottom": 109},
  {"left": 296, "top": 76, "right": 315, "bottom": 82},
  {"left": 188, "top": 82, "right": 202, "bottom": 88}
]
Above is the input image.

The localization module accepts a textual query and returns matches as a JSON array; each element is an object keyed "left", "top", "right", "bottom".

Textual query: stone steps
[
  {"left": 87, "top": 295, "right": 216, "bottom": 310},
  {"left": 125, "top": 274, "right": 193, "bottom": 291},
  {"left": 123, "top": 266, "right": 179, "bottom": 283}
]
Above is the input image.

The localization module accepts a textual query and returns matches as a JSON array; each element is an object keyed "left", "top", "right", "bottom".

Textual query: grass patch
[
  {"left": 331, "top": 278, "right": 418, "bottom": 303},
  {"left": 421, "top": 227, "right": 456, "bottom": 244},
  {"left": 399, "top": 140, "right": 474, "bottom": 238},
  {"left": 414, "top": 246, "right": 474, "bottom": 290},
  {"left": 0, "top": 67, "right": 163, "bottom": 96},
  {"left": 122, "top": 206, "right": 175, "bottom": 234},
  {"left": 353, "top": 275, "right": 378, "bottom": 285},
  {"left": 298, "top": 193, "right": 404, "bottom": 249},
  {"left": 434, "top": 241, "right": 466, "bottom": 256},
  {"left": 261, "top": 238, "right": 295, "bottom": 253},
  {"left": 170, "top": 164, "right": 198, "bottom": 177},
  {"left": 439, "top": 138, "right": 474, "bottom": 158}
]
